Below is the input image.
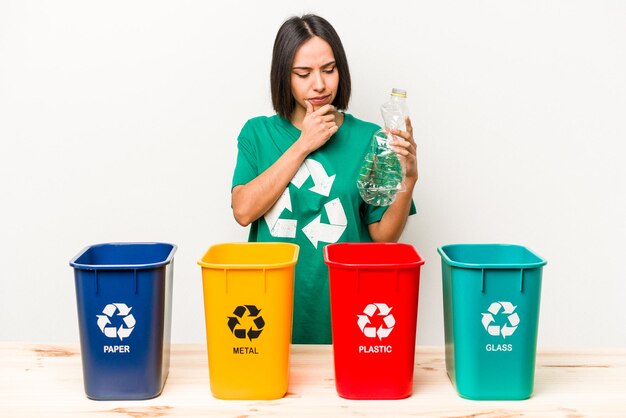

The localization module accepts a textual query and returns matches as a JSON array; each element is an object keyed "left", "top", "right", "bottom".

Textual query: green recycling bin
[{"left": 438, "top": 244, "right": 547, "bottom": 400}]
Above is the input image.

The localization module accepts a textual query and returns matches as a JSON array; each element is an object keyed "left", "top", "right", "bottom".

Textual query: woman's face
[{"left": 290, "top": 36, "right": 339, "bottom": 121}]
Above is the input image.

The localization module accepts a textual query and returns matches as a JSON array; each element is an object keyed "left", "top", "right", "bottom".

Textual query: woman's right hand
[{"left": 298, "top": 101, "right": 339, "bottom": 153}]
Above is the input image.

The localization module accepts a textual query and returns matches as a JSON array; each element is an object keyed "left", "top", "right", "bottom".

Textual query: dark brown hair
[{"left": 270, "top": 14, "right": 351, "bottom": 119}]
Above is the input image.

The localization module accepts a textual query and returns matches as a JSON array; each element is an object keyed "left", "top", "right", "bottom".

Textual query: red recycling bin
[{"left": 324, "top": 243, "right": 424, "bottom": 399}]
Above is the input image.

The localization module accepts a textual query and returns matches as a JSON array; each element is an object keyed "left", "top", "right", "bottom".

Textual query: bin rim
[
  {"left": 437, "top": 243, "right": 547, "bottom": 269},
  {"left": 323, "top": 242, "right": 425, "bottom": 269},
  {"left": 197, "top": 242, "right": 299, "bottom": 270},
  {"left": 69, "top": 242, "right": 177, "bottom": 270}
]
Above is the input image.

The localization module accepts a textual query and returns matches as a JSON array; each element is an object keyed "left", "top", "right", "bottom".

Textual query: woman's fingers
[
  {"left": 405, "top": 116, "right": 414, "bottom": 138},
  {"left": 390, "top": 128, "right": 413, "bottom": 143},
  {"left": 390, "top": 135, "right": 416, "bottom": 153},
  {"left": 311, "top": 104, "right": 335, "bottom": 116},
  {"left": 311, "top": 111, "right": 337, "bottom": 137},
  {"left": 388, "top": 124, "right": 418, "bottom": 181}
]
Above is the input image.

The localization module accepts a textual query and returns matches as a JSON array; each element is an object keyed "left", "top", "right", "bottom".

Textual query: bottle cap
[{"left": 391, "top": 88, "right": 407, "bottom": 98}]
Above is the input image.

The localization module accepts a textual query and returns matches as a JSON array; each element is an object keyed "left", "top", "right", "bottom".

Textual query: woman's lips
[{"left": 308, "top": 95, "right": 330, "bottom": 106}]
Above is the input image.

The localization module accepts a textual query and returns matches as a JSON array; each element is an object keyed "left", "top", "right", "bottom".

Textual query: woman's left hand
[
  {"left": 367, "top": 116, "right": 418, "bottom": 242},
  {"left": 389, "top": 116, "right": 418, "bottom": 187}
]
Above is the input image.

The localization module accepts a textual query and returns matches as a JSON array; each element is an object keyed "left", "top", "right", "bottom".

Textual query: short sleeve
[
  {"left": 361, "top": 199, "right": 417, "bottom": 224},
  {"left": 231, "top": 123, "right": 258, "bottom": 190}
]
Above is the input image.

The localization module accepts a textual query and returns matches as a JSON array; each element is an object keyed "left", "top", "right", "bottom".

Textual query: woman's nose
[{"left": 312, "top": 71, "right": 325, "bottom": 91}]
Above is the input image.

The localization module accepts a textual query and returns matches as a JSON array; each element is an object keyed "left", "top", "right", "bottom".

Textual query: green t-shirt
[{"left": 232, "top": 113, "right": 415, "bottom": 344}]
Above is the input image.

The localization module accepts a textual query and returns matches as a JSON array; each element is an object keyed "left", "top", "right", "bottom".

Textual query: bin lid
[
  {"left": 437, "top": 243, "right": 546, "bottom": 269},
  {"left": 69, "top": 242, "right": 177, "bottom": 270},
  {"left": 197, "top": 242, "right": 299, "bottom": 269},
  {"left": 324, "top": 243, "right": 424, "bottom": 269}
]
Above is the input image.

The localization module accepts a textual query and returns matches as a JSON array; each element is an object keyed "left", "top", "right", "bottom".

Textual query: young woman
[{"left": 231, "top": 14, "right": 418, "bottom": 344}]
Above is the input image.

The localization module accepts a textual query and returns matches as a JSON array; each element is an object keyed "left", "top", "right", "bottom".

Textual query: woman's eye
[
  {"left": 324, "top": 67, "right": 336, "bottom": 74},
  {"left": 295, "top": 73, "right": 309, "bottom": 78}
]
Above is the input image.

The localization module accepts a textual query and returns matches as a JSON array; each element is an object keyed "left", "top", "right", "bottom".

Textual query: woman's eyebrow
[{"left": 292, "top": 61, "right": 336, "bottom": 70}]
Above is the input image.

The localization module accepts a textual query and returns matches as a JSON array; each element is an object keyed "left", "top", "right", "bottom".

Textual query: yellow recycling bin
[{"left": 198, "top": 242, "right": 299, "bottom": 400}]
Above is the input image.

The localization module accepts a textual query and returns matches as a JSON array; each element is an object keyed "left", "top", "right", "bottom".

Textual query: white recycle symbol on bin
[
  {"left": 96, "top": 303, "right": 136, "bottom": 341},
  {"left": 357, "top": 303, "right": 395, "bottom": 340},
  {"left": 481, "top": 301, "right": 519, "bottom": 339}
]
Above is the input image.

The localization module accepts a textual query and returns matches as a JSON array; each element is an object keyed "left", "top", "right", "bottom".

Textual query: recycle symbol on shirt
[
  {"left": 357, "top": 303, "right": 395, "bottom": 340},
  {"left": 481, "top": 301, "right": 520, "bottom": 339},
  {"left": 264, "top": 158, "right": 346, "bottom": 248},
  {"left": 96, "top": 303, "right": 136, "bottom": 341}
]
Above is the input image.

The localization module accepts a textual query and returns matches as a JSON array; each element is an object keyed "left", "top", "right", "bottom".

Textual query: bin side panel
[
  {"left": 161, "top": 261, "right": 174, "bottom": 384},
  {"left": 441, "top": 260, "right": 456, "bottom": 384},
  {"left": 450, "top": 267, "right": 543, "bottom": 400},
  {"left": 74, "top": 266, "right": 169, "bottom": 400},
  {"left": 329, "top": 266, "right": 421, "bottom": 399},
  {"left": 201, "top": 266, "right": 294, "bottom": 400}
]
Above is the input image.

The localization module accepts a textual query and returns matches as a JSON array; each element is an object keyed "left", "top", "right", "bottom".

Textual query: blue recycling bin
[{"left": 70, "top": 242, "right": 176, "bottom": 400}]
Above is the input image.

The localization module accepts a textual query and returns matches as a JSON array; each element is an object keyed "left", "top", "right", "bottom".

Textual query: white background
[{"left": 1, "top": 0, "right": 624, "bottom": 348}]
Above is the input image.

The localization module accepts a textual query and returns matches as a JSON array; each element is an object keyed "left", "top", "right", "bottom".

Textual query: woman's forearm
[
  {"left": 368, "top": 179, "right": 416, "bottom": 242},
  {"left": 232, "top": 141, "right": 310, "bottom": 226}
]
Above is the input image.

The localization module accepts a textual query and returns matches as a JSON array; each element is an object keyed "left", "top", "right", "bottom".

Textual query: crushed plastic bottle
[
  {"left": 357, "top": 88, "right": 408, "bottom": 206},
  {"left": 381, "top": 88, "right": 409, "bottom": 131}
]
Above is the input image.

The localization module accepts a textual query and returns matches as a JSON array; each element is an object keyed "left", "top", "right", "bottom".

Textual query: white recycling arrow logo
[
  {"left": 357, "top": 303, "right": 395, "bottom": 340},
  {"left": 96, "top": 303, "right": 136, "bottom": 341},
  {"left": 291, "top": 158, "right": 336, "bottom": 196},
  {"left": 481, "top": 301, "right": 519, "bottom": 339},
  {"left": 302, "top": 198, "right": 347, "bottom": 248},
  {"left": 264, "top": 188, "right": 298, "bottom": 238},
  {"left": 264, "top": 157, "right": 347, "bottom": 246}
]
